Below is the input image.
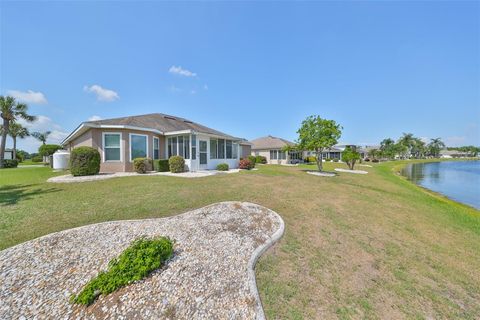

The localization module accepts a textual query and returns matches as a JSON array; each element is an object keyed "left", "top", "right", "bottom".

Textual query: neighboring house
[
  {"left": 62, "top": 113, "right": 244, "bottom": 172},
  {"left": 239, "top": 140, "right": 252, "bottom": 159},
  {"left": 3, "top": 148, "right": 13, "bottom": 160},
  {"left": 250, "top": 135, "right": 302, "bottom": 164},
  {"left": 304, "top": 145, "right": 368, "bottom": 160},
  {"left": 439, "top": 149, "right": 472, "bottom": 158}
]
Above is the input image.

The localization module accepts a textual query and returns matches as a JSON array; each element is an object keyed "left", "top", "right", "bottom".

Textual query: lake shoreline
[{"left": 396, "top": 159, "right": 480, "bottom": 210}]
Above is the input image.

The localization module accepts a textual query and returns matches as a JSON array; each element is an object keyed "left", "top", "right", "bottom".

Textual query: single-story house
[
  {"left": 239, "top": 140, "right": 253, "bottom": 159},
  {"left": 439, "top": 149, "right": 472, "bottom": 158},
  {"left": 250, "top": 135, "right": 302, "bottom": 164},
  {"left": 62, "top": 113, "right": 244, "bottom": 172},
  {"left": 304, "top": 145, "right": 368, "bottom": 160}
]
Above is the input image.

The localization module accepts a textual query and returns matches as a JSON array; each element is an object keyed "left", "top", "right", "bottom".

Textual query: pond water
[{"left": 401, "top": 160, "right": 480, "bottom": 209}]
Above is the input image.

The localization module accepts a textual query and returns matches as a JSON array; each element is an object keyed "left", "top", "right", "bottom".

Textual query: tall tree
[
  {"left": 8, "top": 122, "right": 30, "bottom": 160},
  {"left": 32, "top": 131, "right": 51, "bottom": 145},
  {"left": 296, "top": 115, "right": 342, "bottom": 172},
  {"left": 0, "top": 96, "right": 36, "bottom": 168},
  {"left": 428, "top": 138, "right": 445, "bottom": 158}
]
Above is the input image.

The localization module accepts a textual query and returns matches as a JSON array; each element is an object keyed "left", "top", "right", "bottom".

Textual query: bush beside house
[
  {"left": 70, "top": 147, "right": 101, "bottom": 176},
  {"left": 247, "top": 155, "right": 256, "bottom": 165},
  {"left": 169, "top": 156, "right": 185, "bottom": 173},
  {"left": 216, "top": 163, "right": 229, "bottom": 171},
  {"left": 239, "top": 159, "right": 254, "bottom": 170},
  {"left": 153, "top": 159, "right": 169, "bottom": 172},
  {"left": 255, "top": 156, "right": 267, "bottom": 164}
]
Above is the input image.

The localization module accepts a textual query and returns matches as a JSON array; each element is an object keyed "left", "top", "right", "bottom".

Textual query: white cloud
[
  {"left": 88, "top": 115, "right": 102, "bottom": 121},
  {"left": 83, "top": 85, "right": 119, "bottom": 102},
  {"left": 168, "top": 65, "right": 197, "bottom": 77},
  {"left": 5, "top": 115, "right": 70, "bottom": 152},
  {"left": 7, "top": 90, "right": 48, "bottom": 104}
]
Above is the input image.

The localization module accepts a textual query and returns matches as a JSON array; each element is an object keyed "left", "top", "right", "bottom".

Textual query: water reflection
[{"left": 401, "top": 161, "right": 480, "bottom": 209}]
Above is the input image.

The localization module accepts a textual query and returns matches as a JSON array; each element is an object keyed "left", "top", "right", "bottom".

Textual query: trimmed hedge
[
  {"left": 70, "top": 147, "right": 101, "bottom": 176},
  {"left": 169, "top": 156, "right": 185, "bottom": 173},
  {"left": 31, "top": 156, "right": 43, "bottom": 162},
  {"left": 239, "top": 159, "right": 254, "bottom": 170},
  {"left": 255, "top": 155, "right": 267, "bottom": 164},
  {"left": 2, "top": 159, "right": 18, "bottom": 168},
  {"left": 153, "top": 159, "right": 169, "bottom": 172},
  {"left": 39, "top": 144, "right": 61, "bottom": 157},
  {"left": 216, "top": 163, "right": 229, "bottom": 171},
  {"left": 247, "top": 155, "right": 256, "bottom": 164}
]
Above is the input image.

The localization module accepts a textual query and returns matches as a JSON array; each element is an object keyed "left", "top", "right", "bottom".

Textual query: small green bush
[
  {"left": 133, "top": 158, "right": 147, "bottom": 173},
  {"left": 70, "top": 147, "right": 101, "bottom": 176},
  {"left": 239, "top": 159, "right": 254, "bottom": 170},
  {"left": 169, "top": 156, "right": 185, "bottom": 173},
  {"left": 333, "top": 158, "right": 339, "bottom": 162},
  {"left": 71, "top": 237, "right": 174, "bottom": 306},
  {"left": 153, "top": 159, "right": 169, "bottom": 172},
  {"left": 39, "top": 144, "right": 61, "bottom": 157},
  {"left": 307, "top": 156, "right": 317, "bottom": 163},
  {"left": 324, "top": 158, "right": 331, "bottom": 162},
  {"left": 2, "top": 159, "right": 18, "bottom": 168},
  {"left": 248, "top": 155, "right": 257, "bottom": 164},
  {"left": 255, "top": 155, "right": 267, "bottom": 164},
  {"left": 31, "top": 155, "right": 43, "bottom": 162},
  {"left": 216, "top": 163, "right": 229, "bottom": 171}
]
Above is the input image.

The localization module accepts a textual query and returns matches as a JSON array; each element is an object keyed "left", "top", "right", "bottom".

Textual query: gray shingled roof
[
  {"left": 250, "top": 135, "right": 296, "bottom": 150},
  {"left": 84, "top": 113, "right": 238, "bottom": 139}
]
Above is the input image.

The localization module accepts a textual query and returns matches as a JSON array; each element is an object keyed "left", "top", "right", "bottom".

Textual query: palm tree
[
  {"left": 398, "top": 133, "right": 415, "bottom": 159},
  {"left": 0, "top": 96, "right": 36, "bottom": 168},
  {"left": 32, "top": 131, "right": 51, "bottom": 145},
  {"left": 428, "top": 138, "right": 445, "bottom": 158},
  {"left": 8, "top": 122, "right": 30, "bottom": 160}
]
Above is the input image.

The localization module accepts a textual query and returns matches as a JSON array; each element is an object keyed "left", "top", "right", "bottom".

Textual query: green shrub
[
  {"left": 333, "top": 158, "right": 339, "bottom": 162},
  {"left": 216, "top": 163, "right": 229, "bottom": 171},
  {"left": 39, "top": 144, "right": 61, "bottom": 157},
  {"left": 31, "top": 156, "right": 43, "bottom": 162},
  {"left": 2, "top": 159, "right": 18, "bottom": 168},
  {"left": 239, "top": 159, "right": 254, "bottom": 170},
  {"left": 248, "top": 155, "right": 257, "bottom": 164},
  {"left": 324, "top": 158, "right": 331, "bottom": 162},
  {"left": 70, "top": 147, "right": 101, "bottom": 176},
  {"left": 133, "top": 158, "right": 147, "bottom": 173},
  {"left": 169, "top": 156, "right": 185, "bottom": 173},
  {"left": 255, "top": 155, "right": 267, "bottom": 164},
  {"left": 71, "top": 237, "right": 174, "bottom": 306},
  {"left": 307, "top": 156, "right": 317, "bottom": 163},
  {"left": 153, "top": 159, "right": 169, "bottom": 172}
]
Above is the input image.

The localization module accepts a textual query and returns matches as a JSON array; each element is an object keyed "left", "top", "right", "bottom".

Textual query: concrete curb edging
[{"left": 247, "top": 207, "right": 285, "bottom": 320}]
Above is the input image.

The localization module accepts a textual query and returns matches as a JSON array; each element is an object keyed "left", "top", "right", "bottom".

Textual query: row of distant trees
[
  {"left": 0, "top": 95, "right": 56, "bottom": 167},
  {"left": 365, "top": 133, "right": 480, "bottom": 161}
]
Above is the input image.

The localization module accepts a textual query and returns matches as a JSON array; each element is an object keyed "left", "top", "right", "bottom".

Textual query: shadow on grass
[{"left": 0, "top": 184, "right": 61, "bottom": 206}]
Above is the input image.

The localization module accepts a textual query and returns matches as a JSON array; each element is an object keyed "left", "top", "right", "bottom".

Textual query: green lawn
[{"left": 1, "top": 162, "right": 479, "bottom": 319}]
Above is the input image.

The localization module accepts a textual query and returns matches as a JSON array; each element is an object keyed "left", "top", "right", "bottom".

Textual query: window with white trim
[
  {"left": 130, "top": 134, "right": 148, "bottom": 160},
  {"left": 226, "top": 140, "right": 233, "bottom": 159},
  {"left": 167, "top": 135, "right": 191, "bottom": 159},
  {"left": 104, "top": 133, "right": 121, "bottom": 161},
  {"left": 270, "top": 150, "right": 277, "bottom": 160}
]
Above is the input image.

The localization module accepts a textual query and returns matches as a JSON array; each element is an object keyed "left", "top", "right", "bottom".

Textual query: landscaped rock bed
[
  {"left": 0, "top": 202, "right": 284, "bottom": 319},
  {"left": 47, "top": 169, "right": 241, "bottom": 183},
  {"left": 306, "top": 170, "right": 336, "bottom": 177},
  {"left": 334, "top": 168, "right": 368, "bottom": 174}
]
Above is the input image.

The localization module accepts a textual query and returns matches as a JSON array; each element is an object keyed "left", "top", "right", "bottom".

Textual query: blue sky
[{"left": 1, "top": 1, "right": 479, "bottom": 153}]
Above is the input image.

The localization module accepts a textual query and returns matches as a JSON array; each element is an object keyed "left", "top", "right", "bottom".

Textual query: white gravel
[
  {"left": 334, "top": 168, "right": 369, "bottom": 174},
  {"left": 306, "top": 171, "right": 336, "bottom": 177},
  {"left": 48, "top": 169, "right": 241, "bottom": 183},
  {"left": 0, "top": 202, "right": 284, "bottom": 319}
]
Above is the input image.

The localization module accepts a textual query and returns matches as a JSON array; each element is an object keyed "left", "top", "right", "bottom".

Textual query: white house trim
[
  {"left": 102, "top": 132, "right": 123, "bottom": 163},
  {"left": 129, "top": 133, "right": 149, "bottom": 162}
]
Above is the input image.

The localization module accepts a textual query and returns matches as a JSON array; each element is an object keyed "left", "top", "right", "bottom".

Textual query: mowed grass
[{"left": 1, "top": 162, "right": 479, "bottom": 319}]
